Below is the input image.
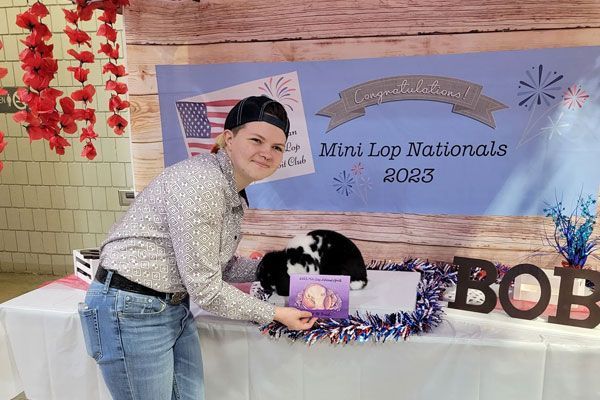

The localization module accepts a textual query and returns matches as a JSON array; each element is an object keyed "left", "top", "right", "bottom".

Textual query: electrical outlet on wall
[{"left": 118, "top": 189, "right": 135, "bottom": 206}]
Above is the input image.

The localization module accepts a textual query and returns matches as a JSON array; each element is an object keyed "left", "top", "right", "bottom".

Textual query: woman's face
[{"left": 225, "top": 121, "right": 286, "bottom": 189}]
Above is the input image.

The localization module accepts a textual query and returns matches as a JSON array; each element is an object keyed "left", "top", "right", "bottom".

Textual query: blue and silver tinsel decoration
[{"left": 258, "top": 259, "right": 459, "bottom": 345}]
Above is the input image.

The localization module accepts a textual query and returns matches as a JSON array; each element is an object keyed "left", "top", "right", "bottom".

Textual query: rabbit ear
[{"left": 256, "top": 257, "right": 274, "bottom": 293}]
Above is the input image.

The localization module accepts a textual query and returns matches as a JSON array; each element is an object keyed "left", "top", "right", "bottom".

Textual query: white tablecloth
[{"left": 1, "top": 282, "right": 599, "bottom": 400}]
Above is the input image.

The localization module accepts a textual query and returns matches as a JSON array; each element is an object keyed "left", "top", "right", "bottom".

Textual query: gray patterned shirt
[{"left": 100, "top": 150, "right": 275, "bottom": 324}]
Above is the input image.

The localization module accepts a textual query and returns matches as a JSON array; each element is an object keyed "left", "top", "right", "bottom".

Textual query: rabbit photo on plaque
[{"left": 256, "top": 230, "right": 368, "bottom": 296}]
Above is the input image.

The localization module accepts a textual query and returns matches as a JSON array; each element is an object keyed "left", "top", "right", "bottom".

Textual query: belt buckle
[{"left": 169, "top": 292, "right": 187, "bottom": 305}]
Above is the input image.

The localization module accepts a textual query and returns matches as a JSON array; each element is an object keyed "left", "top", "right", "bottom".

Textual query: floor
[
  {"left": 1, "top": 272, "right": 61, "bottom": 400},
  {"left": 0, "top": 272, "right": 58, "bottom": 304}
]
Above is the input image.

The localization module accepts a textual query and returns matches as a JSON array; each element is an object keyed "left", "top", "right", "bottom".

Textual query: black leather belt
[{"left": 95, "top": 266, "right": 188, "bottom": 305}]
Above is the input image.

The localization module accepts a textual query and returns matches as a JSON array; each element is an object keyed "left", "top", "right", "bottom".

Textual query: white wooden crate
[{"left": 73, "top": 249, "right": 100, "bottom": 283}]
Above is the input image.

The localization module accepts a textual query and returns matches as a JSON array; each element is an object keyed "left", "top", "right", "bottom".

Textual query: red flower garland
[
  {"left": 12, "top": 0, "right": 130, "bottom": 163},
  {"left": 64, "top": 0, "right": 99, "bottom": 160},
  {"left": 0, "top": 40, "right": 8, "bottom": 172},
  {"left": 97, "top": 0, "right": 130, "bottom": 136},
  {"left": 13, "top": 1, "right": 69, "bottom": 155}
]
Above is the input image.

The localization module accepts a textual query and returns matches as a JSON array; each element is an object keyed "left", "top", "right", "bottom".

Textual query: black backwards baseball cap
[{"left": 224, "top": 96, "right": 290, "bottom": 137}]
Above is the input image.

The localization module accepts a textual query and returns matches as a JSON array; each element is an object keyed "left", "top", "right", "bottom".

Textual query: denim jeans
[{"left": 79, "top": 272, "right": 204, "bottom": 400}]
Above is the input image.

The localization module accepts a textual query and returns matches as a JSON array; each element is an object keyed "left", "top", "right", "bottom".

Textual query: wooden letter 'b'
[
  {"left": 548, "top": 267, "right": 600, "bottom": 329},
  {"left": 448, "top": 257, "right": 498, "bottom": 313}
]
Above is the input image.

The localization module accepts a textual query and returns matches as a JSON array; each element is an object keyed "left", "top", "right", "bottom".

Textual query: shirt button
[{"left": 234, "top": 235, "right": 238, "bottom": 240}]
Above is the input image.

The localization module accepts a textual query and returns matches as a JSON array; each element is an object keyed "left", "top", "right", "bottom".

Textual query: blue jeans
[{"left": 78, "top": 272, "right": 204, "bottom": 400}]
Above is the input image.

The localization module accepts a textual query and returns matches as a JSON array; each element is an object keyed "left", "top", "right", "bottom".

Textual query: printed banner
[{"left": 157, "top": 46, "right": 600, "bottom": 216}]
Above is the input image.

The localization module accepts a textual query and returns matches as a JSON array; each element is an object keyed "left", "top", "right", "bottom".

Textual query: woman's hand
[{"left": 274, "top": 306, "right": 317, "bottom": 330}]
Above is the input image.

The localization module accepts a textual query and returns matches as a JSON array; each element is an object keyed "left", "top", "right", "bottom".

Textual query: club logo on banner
[{"left": 175, "top": 71, "right": 315, "bottom": 184}]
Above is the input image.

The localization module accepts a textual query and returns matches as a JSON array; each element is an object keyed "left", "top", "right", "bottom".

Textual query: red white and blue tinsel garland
[{"left": 257, "top": 259, "right": 459, "bottom": 345}]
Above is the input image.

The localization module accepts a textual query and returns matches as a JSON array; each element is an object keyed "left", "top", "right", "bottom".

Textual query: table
[{"left": 1, "top": 282, "right": 599, "bottom": 400}]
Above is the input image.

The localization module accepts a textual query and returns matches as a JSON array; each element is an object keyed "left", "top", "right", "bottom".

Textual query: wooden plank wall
[{"left": 123, "top": 0, "right": 600, "bottom": 269}]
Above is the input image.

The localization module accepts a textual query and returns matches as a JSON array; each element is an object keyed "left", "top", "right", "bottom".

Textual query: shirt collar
[{"left": 215, "top": 150, "right": 242, "bottom": 208}]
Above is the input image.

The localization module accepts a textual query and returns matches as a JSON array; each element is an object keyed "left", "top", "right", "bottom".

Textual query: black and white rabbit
[{"left": 256, "top": 230, "right": 368, "bottom": 296}]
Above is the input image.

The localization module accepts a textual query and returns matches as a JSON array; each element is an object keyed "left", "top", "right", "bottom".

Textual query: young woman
[{"left": 79, "top": 96, "right": 316, "bottom": 400}]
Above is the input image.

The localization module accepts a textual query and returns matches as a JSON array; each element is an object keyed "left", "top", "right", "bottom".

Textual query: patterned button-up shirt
[{"left": 100, "top": 150, "right": 275, "bottom": 324}]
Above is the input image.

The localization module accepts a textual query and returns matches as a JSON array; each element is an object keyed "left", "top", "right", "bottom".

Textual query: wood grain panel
[
  {"left": 124, "top": 0, "right": 600, "bottom": 45},
  {"left": 126, "top": 28, "right": 600, "bottom": 96},
  {"left": 236, "top": 210, "right": 594, "bottom": 269},
  {"left": 238, "top": 234, "right": 566, "bottom": 269}
]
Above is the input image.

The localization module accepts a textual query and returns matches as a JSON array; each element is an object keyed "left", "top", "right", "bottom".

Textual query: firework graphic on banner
[
  {"left": 258, "top": 76, "right": 299, "bottom": 111},
  {"left": 332, "top": 170, "right": 355, "bottom": 197},
  {"left": 332, "top": 163, "right": 373, "bottom": 203},
  {"left": 517, "top": 64, "right": 563, "bottom": 110},
  {"left": 351, "top": 162, "right": 372, "bottom": 204},
  {"left": 539, "top": 112, "right": 570, "bottom": 140},
  {"left": 516, "top": 64, "right": 567, "bottom": 147},
  {"left": 563, "top": 84, "right": 589, "bottom": 110}
]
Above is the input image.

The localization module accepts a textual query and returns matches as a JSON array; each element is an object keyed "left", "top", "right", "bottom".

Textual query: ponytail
[{"left": 211, "top": 132, "right": 227, "bottom": 154}]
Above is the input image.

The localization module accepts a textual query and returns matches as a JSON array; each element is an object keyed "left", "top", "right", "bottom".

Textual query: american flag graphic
[{"left": 176, "top": 99, "right": 239, "bottom": 156}]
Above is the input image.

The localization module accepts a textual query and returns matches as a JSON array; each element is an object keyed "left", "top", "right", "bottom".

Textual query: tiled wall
[{"left": 0, "top": 0, "right": 132, "bottom": 275}]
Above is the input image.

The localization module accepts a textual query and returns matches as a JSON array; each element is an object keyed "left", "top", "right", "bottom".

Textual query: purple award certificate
[{"left": 288, "top": 274, "right": 350, "bottom": 318}]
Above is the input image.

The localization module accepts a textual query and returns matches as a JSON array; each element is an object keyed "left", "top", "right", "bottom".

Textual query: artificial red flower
[
  {"left": 35, "top": 87, "right": 62, "bottom": 115},
  {"left": 76, "top": 1, "right": 97, "bottom": 21},
  {"left": 12, "top": 110, "right": 27, "bottom": 123},
  {"left": 64, "top": 26, "right": 91, "bottom": 47},
  {"left": 29, "top": 23, "right": 52, "bottom": 42},
  {"left": 105, "top": 80, "right": 128, "bottom": 95},
  {"left": 19, "top": 44, "right": 49, "bottom": 68},
  {"left": 98, "top": 43, "right": 120, "bottom": 59},
  {"left": 22, "top": 57, "right": 58, "bottom": 91},
  {"left": 81, "top": 142, "right": 97, "bottom": 160},
  {"left": 0, "top": 161, "right": 3, "bottom": 172},
  {"left": 19, "top": 44, "right": 54, "bottom": 65},
  {"left": 15, "top": 11, "right": 39, "bottom": 30},
  {"left": 36, "top": 42, "right": 54, "bottom": 58},
  {"left": 67, "top": 49, "right": 94, "bottom": 63},
  {"left": 73, "top": 108, "right": 96, "bottom": 124},
  {"left": 80, "top": 125, "right": 98, "bottom": 142},
  {"left": 40, "top": 87, "right": 63, "bottom": 103},
  {"left": 107, "top": 113, "right": 128, "bottom": 135},
  {"left": 13, "top": 110, "right": 37, "bottom": 125},
  {"left": 0, "top": 66, "right": 7, "bottom": 95},
  {"left": 17, "top": 88, "right": 36, "bottom": 105},
  {"left": 98, "top": 8, "right": 117, "bottom": 24},
  {"left": 0, "top": 132, "right": 7, "bottom": 152},
  {"left": 49, "top": 134, "right": 70, "bottom": 153},
  {"left": 97, "top": 23, "right": 117, "bottom": 42},
  {"left": 71, "top": 84, "right": 95, "bottom": 103},
  {"left": 103, "top": 62, "right": 127, "bottom": 78},
  {"left": 39, "top": 110, "right": 60, "bottom": 128},
  {"left": 60, "top": 114, "right": 77, "bottom": 134},
  {"left": 67, "top": 66, "right": 90, "bottom": 83},
  {"left": 63, "top": 9, "right": 79, "bottom": 24},
  {"left": 19, "top": 33, "right": 42, "bottom": 49},
  {"left": 0, "top": 62, "right": 6, "bottom": 94},
  {"left": 27, "top": 125, "right": 54, "bottom": 141},
  {"left": 60, "top": 97, "right": 75, "bottom": 114},
  {"left": 20, "top": 51, "right": 42, "bottom": 70},
  {"left": 109, "top": 95, "right": 130, "bottom": 112},
  {"left": 23, "top": 72, "right": 51, "bottom": 92},
  {"left": 30, "top": 2, "right": 50, "bottom": 18}
]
